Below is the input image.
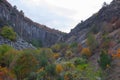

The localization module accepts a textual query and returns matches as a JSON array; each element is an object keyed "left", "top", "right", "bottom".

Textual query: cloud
[{"left": 7, "top": 0, "right": 112, "bottom": 32}]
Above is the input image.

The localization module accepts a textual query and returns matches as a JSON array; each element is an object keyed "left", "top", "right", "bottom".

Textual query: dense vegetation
[
  {"left": 0, "top": 26, "right": 16, "bottom": 41},
  {"left": 0, "top": 25, "right": 119, "bottom": 80},
  {"left": 30, "top": 39, "right": 43, "bottom": 48},
  {"left": 1, "top": 0, "right": 120, "bottom": 80},
  {"left": 0, "top": 44, "right": 104, "bottom": 80},
  {"left": 0, "top": 24, "right": 120, "bottom": 80},
  {"left": 0, "top": 39, "right": 119, "bottom": 80}
]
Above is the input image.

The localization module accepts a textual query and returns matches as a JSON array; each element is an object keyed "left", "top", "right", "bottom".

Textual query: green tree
[
  {"left": 70, "top": 42, "right": 78, "bottom": 48},
  {"left": 45, "top": 64, "right": 56, "bottom": 76},
  {"left": 51, "top": 43, "right": 61, "bottom": 52},
  {"left": 39, "top": 52, "right": 48, "bottom": 67},
  {"left": 98, "top": 50, "right": 112, "bottom": 70},
  {"left": 90, "top": 24, "right": 99, "bottom": 34},
  {"left": 4, "top": 49, "right": 18, "bottom": 68},
  {"left": 74, "top": 58, "right": 87, "bottom": 66},
  {"left": 0, "top": 44, "right": 13, "bottom": 67},
  {"left": 101, "top": 33, "right": 111, "bottom": 49},
  {"left": 86, "top": 33, "right": 98, "bottom": 51},
  {"left": 0, "top": 26, "right": 16, "bottom": 41},
  {"left": 36, "top": 48, "right": 54, "bottom": 67},
  {"left": 31, "top": 39, "right": 42, "bottom": 48}
]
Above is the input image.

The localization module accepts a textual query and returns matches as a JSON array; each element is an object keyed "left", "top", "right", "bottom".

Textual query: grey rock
[
  {"left": 61, "top": 0, "right": 120, "bottom": 44},
  {"left": 0, "top": 0, "right": 64, "bottom": 47},
  {"left": 0, "top": 35, "right": 35, "bottom": 50}
]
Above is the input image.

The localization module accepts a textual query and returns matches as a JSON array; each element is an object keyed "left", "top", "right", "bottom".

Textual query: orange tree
[
  {"left": 81, "top": 48, "right": 91, "bottom": 58},
  {"left": 112, "top": 48, "right": 120, "bottom": 59}
]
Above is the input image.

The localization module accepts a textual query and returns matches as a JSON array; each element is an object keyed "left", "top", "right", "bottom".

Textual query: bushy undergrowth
[
  {"left": 98, "top": 50, "right": 112, "bottom": 70},
  {"left": 0, "top": 44, "right": 105, "bottom": 80},
  {"left": 0, "top": 26, "right": 16, "bottom": 41}
]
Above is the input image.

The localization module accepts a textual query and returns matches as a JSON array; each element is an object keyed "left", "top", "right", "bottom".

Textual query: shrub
[
  {"left": 65, "top": 50, "right": 73, "bottom": 59},
  {"left": 0, "top": 44, "right": 13, "bottom": 55},
  {"left": 51, "top": 43, "right": 68, "bottom": 53},
  {"left": 53, "top": 53, "right": 60, "bottom": 59},
  {"left": 76, "top": 64, "right": 103, "bottom": 80},
  {"left": 74, "top": 58, "right": 87, "bottom": 66},
  {"left": 101, "top": 33, "right": 111, "bottom": 49},
  {"left": 64, "top": 72, "right": 73, "bottom": 80},
  {"left": 86, "top": 33, "right": 98, "bottom": 51},
  {"left": 112, "top": 49, "right": 120, "bottom": 59},
  {"left": 45, "top": 64, "right": 56, "bottom": 76},
  {"left": 98, "top": 50, "right": 112, "bottom": 70},
  {"left": 57, "top": 76, "right": 64, "bottom": 80},
  {"left": 118, "top": 40, "right": 120, "bottom": 43},
  {"left": 90, "top": 24, "right": 99, "bottom": 34},
  {"left": 26, "top": 72, "right": 37, "bottom": 80},
  {"left": 0, "top": 67, "right": 15, "bottom": 79},
  {"left": 81, "top": 48, "right": 91, "bottom": 58},
  {"left": 38, "top": 52, "right": 48, "bottom": 67},
  {"left": 56, "top": 64, "right": 63, "bottom": 74},
  {"left": 51, "top": 43, "right": 61, "bottom": 52},
  {"left": 0, "top": 26, "right": 16, "bottom": 41},
  {"left": 36, "top": 70, "right": 46, "bottom": 80},
  {"left": 4, "top": 49, "right": 18, "bottom": 68},
  {"left": 64, "top": 62, "right": 75, "bottom": 70},
  {"left": 70, "top": 42, "right": 78, "bottom": 48},
  {"left": 0, "top": 44, "right": 13, "bottom": 67},
  {"left": 78, "top": 44, "right": 82, "bottom": 53},
  {"left": 31, "top": 39, "right": 42, "bottom": 48},
  {"left": 13, "top": 50, "right": 38, "bottom": 80}
]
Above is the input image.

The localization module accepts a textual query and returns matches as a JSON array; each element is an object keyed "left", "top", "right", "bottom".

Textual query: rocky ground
[{"left": 0, "top": 35, "right": 35, "bottom": 50}]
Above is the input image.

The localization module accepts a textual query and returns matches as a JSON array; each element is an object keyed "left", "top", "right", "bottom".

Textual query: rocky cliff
[
  {"left": 0, "top": 0, "right": 64, "bottom": 47},
  {"left": 63, "top": 0, "right": 120, "bottom": 44},
  {"left": 63, "top": 0, "right": 120, "bottom": 80}
]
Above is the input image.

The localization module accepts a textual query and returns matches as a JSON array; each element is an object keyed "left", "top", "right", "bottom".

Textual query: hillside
[
  {"left": 0, "top": 0, "right": 120, "bottom": 80},
  {"left": 62, "top": 0, "right": 120, "bottom": 44},
  {"left": 0, "top": 0, "right": 65, "bottom": 47}
]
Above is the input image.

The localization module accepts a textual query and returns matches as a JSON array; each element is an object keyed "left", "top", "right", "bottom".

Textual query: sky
[{"left": 7, "top": 0, "right": 112, "bottom": 33}]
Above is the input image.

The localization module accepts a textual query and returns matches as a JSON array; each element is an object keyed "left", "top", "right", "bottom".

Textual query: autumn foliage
[
  {"left": 0, "top": 67, "right": 14, "bottom": 80},
  {"left": 53, "top": 53, "right": 60, "bottom": 59},
  {"left": 112, "top": 49, "right": 120, "bottom": 59},
  {"left": 81, "top": 48, "right": 91, "bottom": 58},
  {"left": 56, "top": 64, "right": 63, "bottom": 74}
]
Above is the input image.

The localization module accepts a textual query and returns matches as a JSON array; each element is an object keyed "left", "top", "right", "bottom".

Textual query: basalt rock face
[
  {"left": 0, "top": 0, "right": 64, "bottom": 47},
  {"left": 0, "top": 35, "right": 35, "bottom": 50},
  {"left": 63, "top": 0, "right": 120, "bottom": 44}
]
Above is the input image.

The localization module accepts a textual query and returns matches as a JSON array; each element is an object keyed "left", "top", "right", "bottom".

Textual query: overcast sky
[{"left": 7, "top": 0, "right": 112, "bottom": 33}]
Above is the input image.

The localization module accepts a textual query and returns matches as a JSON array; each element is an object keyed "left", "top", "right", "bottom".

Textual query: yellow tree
[
  {"left": 81, "top": 48, "right": 91, "bottom": 58},
  {"left": 56, "top": 64, "right": 63, "bottom": 74}
]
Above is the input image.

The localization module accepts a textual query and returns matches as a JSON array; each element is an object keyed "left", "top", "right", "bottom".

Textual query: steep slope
[
  {"left": 62, "top": 0, "right": 120, "bottom": 80},
  {"left": 0, "top": 0, "right": 64, "bottom": 47},
  {"left": 0, "top": 35, "right": 35, "bottom": 50},
  {"left": 63, "top": 0, "right": 120, "bottom": 44}
]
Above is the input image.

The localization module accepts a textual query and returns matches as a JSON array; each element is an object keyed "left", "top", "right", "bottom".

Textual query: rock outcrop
[
  {"left": 0, "top": 35, "right": 35, "bottom": 50},
  {"left": 0, "top": 0, "right": 64, "bottom": 47},
  {"left": 63, "top": 0, "right": 120, "bottom": 44}
]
